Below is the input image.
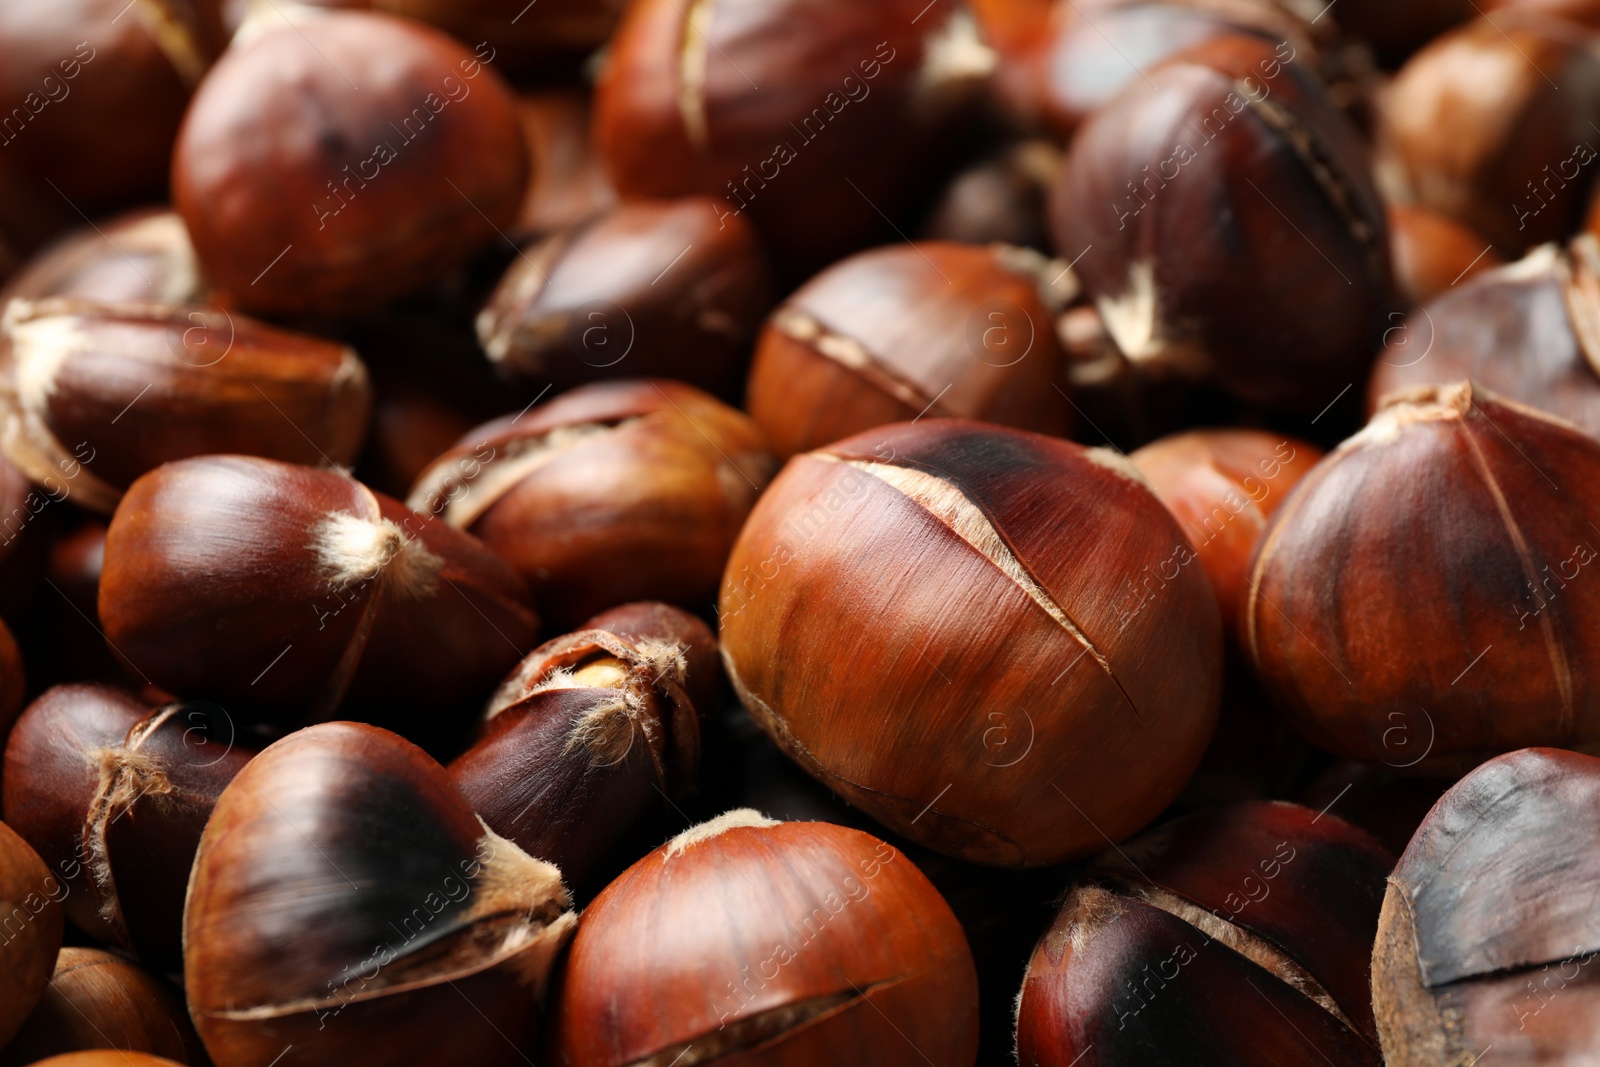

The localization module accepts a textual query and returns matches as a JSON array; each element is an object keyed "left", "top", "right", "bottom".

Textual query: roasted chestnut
[
  {"left": 185, "top": 721, "right": 576, "bottom": 1067},
  {"left": 99, "top": 455, "right": 539, "bottom": 718},
  {"left": 745, "top": 241, "right": 1074, "bottom": 459},
  {"left": 2, "top": 684, "right": 256, "bottom": 971},
  {"left": 921, "top": 141, "right": 1061, "bottom": 251},
  {"left": 0, "top": 298, "right": 372, "bottom": 514},
  {"left": 1248, "top": 382, "right": 1600, "bottom": 767},
  {"left": 407, "top": 380, "right": 774, "bottom": 627},
  {"left": 0, "top": 817, "right": 63, "bottom": 1049},
  {"left": 1015, "top": 801, "right": 1391, "bottom": 1066},
  {"left": 173, "top": 10, "right": 528, "bottom": 315},
  {"left": 1373, "top": 747, "right": 1600, "bottom": 1065},
  {"left": 719, "top": 419, "right": 1223, "bottom": 866},
  {"left": 1388, "top": 202, "right": 1503, "bottom": 306},
  {"left": 546, "top": 810, "right": 979, "bottom": 1066},
  {"left": 0, "top": 209, "right": 205, "bottom": 307},
  {"left": 478, "top": 198, "right": 773, "bottom": 399},
  {"left": 1052, "top": 33, "right": 1391, "bottom": 410}
]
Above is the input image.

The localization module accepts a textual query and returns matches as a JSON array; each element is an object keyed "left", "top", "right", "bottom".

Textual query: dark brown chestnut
[
  {"left": 745, "top": 241, "right": 1074, "bottom": 459},
  {"left": 2, "top": 684, "right": 256, "bottom": 971},
  {"left": 511, "top": 88, "right": 616, "bottom": 241},
  {"left": 1387, "top": 202, "right": 1503, "bottom": 306},
  {"left": 1052, "top": 33, "right": 1391, "bottom": 410},
  {"left": 0, "top": 209, "right": 205, "bottom": 307},
  {"left": 173, "top": 10, "right": 528, "bottom": 315},
  {"left": 0, "top": 818, "right": 63, "bottom": 1049},
  {"left": 921, "top": 140, "right": 1061, "bottom": 251},
  {"left": 1015, "top": 801, "right": 1392, "bottom": 1066},
  {"left": 99, "top": 455, "right": 539, "bottom": 718},
  {"left": 719, "top": 419, "right": 1222, "bottom": 866},
  {"left": 185, "top": 721, "right": 576, "bottom": 1067},
  {"left": 374, "top": 0, "right": 626, "bottom": 73},
  {"left": 478, "top": 198, "right": 773, "bottom": 400},
  {"left": 407, "top": 379, "right": 774, "bottom": 627},
  {"left": 547, "top": 810, "right": 979, "bottom": 1066}
]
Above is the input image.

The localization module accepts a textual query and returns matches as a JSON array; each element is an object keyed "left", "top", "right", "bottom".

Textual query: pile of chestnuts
[{"left": 0, "top": 1, "right": 1597, "bottom": 1065}]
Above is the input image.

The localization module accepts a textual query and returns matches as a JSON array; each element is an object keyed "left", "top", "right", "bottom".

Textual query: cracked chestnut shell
[
  {"left": 173, "top": 10, "right": 528, "bottom": 315},
  {"left": 745, "top": 242, "right": 1074, "bottom": 459},
  {"left": 407, "top": 380, "right": 774, "bottom": 627},
  {"left": 0, "top": 818, "right": 63, "bottom": 1049},
  {"left": 2, "top": 684, "right": 256, "bottom": 972},
  {"left": 1248, "top": 382, "right": 1600, "bottom": 767},
  {"left": 547, "top": 810, "right": 979, "bottom": 1067},
  {"left": 0, "top": 299, "right": 372, "bottom": 514},
  {"left": 99, "top": 455, "right": 539, "bottom": 718},
  {"left": 1052, "top": 34, "right": 1390, "bottom": 410},
  {"left": 719, "top": 419, "right": 1223, "bottom": 866},
  {"left": 1373, "top": 748, "right": 1600, "bottom": 1065},
  {"left": 185, "top": 722, "right": 577, "bottom": 1067},
  {"left": 1016, "top": 801, "right": 1391, "bottom": 1066},
  {"left": 0, "top": 209, "right": 205, "bottom": 307}
]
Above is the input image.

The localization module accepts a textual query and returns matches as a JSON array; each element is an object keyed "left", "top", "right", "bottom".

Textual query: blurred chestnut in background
[
  {"left": 746, "top": 242, "right": 1073, "bottom": 459},
  {"left": 720, "top": 420, "right": 1222, "bottom": 866},
  {"left": 0, "top": 209, "right": 205, "bottom": 307},
  {"left": 451, "top": 602, "right": 713, "bottom": 897},
  {"left": 1388, "top": 203, "right": 1503, "bottom": 306},
  {"left": 0, "top": 818, "right": 62, "bottom": 1049},
  {"left": 547, "top": 811, "right": 979, "bottom": 1066},
  {"left": 0, "top": 163, "right": 74, "bottom": 287},
  {"left": 28, "top": 1056, "right": 185, "bottom": 1067},
  {"left": 512, "top": 88, "right": 616, "bottom": 241},
  {"left": 595, "top": 0, "right": 993, "bottom": 276},
  {"left": 0, "top": 948, "right": 205, "bottom": 1066},
  {"left": 3, "top": 684, "right": 256, "bottom": 971},
  {"left": 99, "top": 456, "right": 539, "bottom": 718},
  {"left": 1379, "top": 13, "right": 1600, "bottom": 257},
  {"left": 1484, "top": 0, "right": 1600, "bottom": 23},
  {"left": 173, "top": 11, "right": 528, "bottom": 316},
  {"left": 1329, "top": 0, "right": 1472, "bottom": 66},
  {"left": 1015, "top": 801, "right": 1391, "bottom": 1066},
  {"left": 1300, "top": 760, "right": 1452, "bottom": 858},
  {"left": 1131, "top": 429, "right": 1323, "bottom": 638},
  {"left": 0, "top": 299, "right": 372, "bottom": 514},
  {"left": 376, "top": 0, "right": 626, "bottom": 73},
  {"left": 408, "top": 380, "right": 774, "bottom": 627},
  {"left": 1054, "top": 34, "right": 1391, "bottom": 411},
  {"left": 1374, "top": 748, "right": 1600, "bottom": 1064},
  {"left": 921, "top": 141, "right": 1061, "bottom": 251},
  {"left": 1369, "top": 240, "right": 1600, "bottom": 436},
  {"left": 1248, "top": 382, "right": 1600, "bottom": 768},
  {"left": 479, "top": 198, "right": 773, "bottom": 399},
  {"left": 186, "top": 722, "right": 576, "bottom": 1067}
]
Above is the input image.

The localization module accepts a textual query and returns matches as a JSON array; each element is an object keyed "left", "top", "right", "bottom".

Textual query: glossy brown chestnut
[
  {"left": 595, "top": 0, "right": 992, "bottom": 276},
  {"left": 2, "top": 684, "right": 256, "bottom": 971},
  {"left": 478, "top": 198, "right": 774, "bottom": 399},
  {"left": 0, "top": 948, "right": 205, "bottom": 1066},
  {"left": 450, "top": 602, "right": 713, "bottom": 896},
  {"left": 745, "top": 242, "right": 1074, "bottom": 459},
  {"left": 1378, "top": 13, "right": 1600, "bottom": 257},
  {"left": 1369, "top": 240, "right": 1600, "bottom": 436},
  {"left": 1388, "top": 203, "right": 1504, "bottom": 306},
  {"left": 1373, "top": 748, "right": 1600, "bottom": 1065},
  {"left": 1015, "top": 801, "right": 1391, "bottom": 1066},
  {"left": 173, "top": 11, "right": 528, "bottom": 316},
  {"left": 0, "top": 209, "right": 205, "bottom": 307},
  {"left": 27, "top": 1055, "right": 184, "bottom": 1067},
  {"left": 375, "top": 0, "right": 626, "bottom": 72},
  {"left": 0, "top": 818, "right": 64, "bottom": 1049},
  {"left": 407, "top": 380, "right": 774, "bottom": 627},
  {"left": 99, "top": 456, "right": 539, "bottom": 717},
  {"left": 547, "top": 810, "right": 979, "bottom": 1066},
  {"left": 511, "top": 88, "right": 616, "bottom": 241},
  {"left": 1248, "top": 382, "right": 1600, "bottom": 767},
  {"left": 185, "top": 722, "right": 576, "bottom": 1067},
  {"left": 1052, "top": 34, "right": 1391, "bottom": 410},
  {"left": 1130, "top": 429, "right": 1323, "bottom": 638},
  {"left": 0, "top": 299, "right": 372, "bottom": 514},
  {"left": 921, "top": 141, "right": 1061, "bottom": 251},
  {"left": 719, "top": 419, "right": 1223, "bottom": 866}
]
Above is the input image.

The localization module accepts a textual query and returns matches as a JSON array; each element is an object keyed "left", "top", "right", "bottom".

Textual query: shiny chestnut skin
[
  {"left": 1379, "top": 13, "right": 1600, "bottom": 257},
  {"left": 0, "top": 948, "right": 205, "bottom": 1066},
  {"left": 0, "top": 299, "right": 372, "bottom": 514},
  {"left": 99, "top": 455, "right": 539, "bottom": 718},
  {"left": 478, "top": 198, "right": 774, "bottom": 400},
  {"left": 921, "top": 141, "right": 1061, "bottom": 252},
  {"left": 745, "top": 242, "right": 1074, "bottom": 459},
  {"left": 2, "top": 684, "right": 256, "bottom": 971},
  {"left": 1248, "top": 382, "right": 1600, "bottom": 768},
  {"left": 0, "top": 818, "right": 64, "bottom": 1049},
  {"left": 0, "top": 209, "right": 205, "bottom": 307},
  {"left": 1387, "top": 202, "right": 1503, "bottom": 306},
  {"left": 512, "top": 88, "right": 616, "bottom": 241},
  {"left": 185, "top": 722, "right": 576, "bottom": 1067},
  {"left": 173, "top": 11, "right": 528, "bottom": 316},
  {"left": 1053, "top": 34, "right": 1391, "bottom": 411},
  {"left": 1373, "top": 748, "right": 1600, "bottom": 1065},
  {"left": 595, "top": 0, "right": 990, "bottom": 277},
  {"left": 1015, "top": 801, "right": 1392, "bottom": 1066},
  {"left": 375, "top": 0, "right": 626, "bottom": 73},
  {"left": 547, "top": 810, "right": 979, "bottom": 1067},
  {"left": 1369, "top": 240, "right": 1600, "bottom": 437},
  {"left": 408, "top": 380, "right": 774, "bottom": 627},
  {"left": 719, "top": 420, "right": 1223, "bottom": 866},
  {"left": 1130, "top": 429, "right": 1323, "bottom": 639}
]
